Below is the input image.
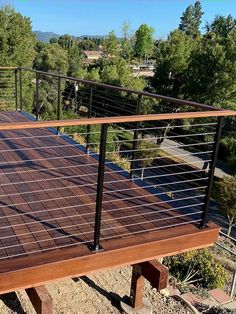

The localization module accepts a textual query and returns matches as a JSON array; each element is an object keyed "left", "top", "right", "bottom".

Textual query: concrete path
[{"left": 161, "top": 138, "right": 232, "bottom": 179}]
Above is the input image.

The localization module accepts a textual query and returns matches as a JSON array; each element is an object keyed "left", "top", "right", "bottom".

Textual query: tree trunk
[
  {"left": 227, "top": 219, "right": 234, "bottom": 236},
  {"left": 141, "top": 167, "right": 144, "bottom": 180},
  {"left": 227, "top": 225, "right": 232, "bottom": 236}
]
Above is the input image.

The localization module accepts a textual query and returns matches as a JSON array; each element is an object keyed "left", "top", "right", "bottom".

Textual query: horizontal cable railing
[
  {"left": 0, "top": 114, "right": 234, "bottom": 259},
  {"left": 0, "top": 67, "right": 235, "bottom": 260}
]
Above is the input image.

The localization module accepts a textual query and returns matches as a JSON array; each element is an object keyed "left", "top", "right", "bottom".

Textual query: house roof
[{"left": 82, "top": 50, "right": 103, "bottom": 57}]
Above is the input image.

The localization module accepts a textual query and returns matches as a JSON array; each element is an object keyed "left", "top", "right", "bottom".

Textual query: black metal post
[
  {"left": 86, "top": 86, "right": 93, "bottom": 154},
  {"left": 200, "top": 116, "right": 224, "bottom": 228},
  {"left": 35, "top": 73, "right": 40, "bottom": 121},
  {"left": 92, "top": 123, "right": 108, "bottom": 251},
  {"left": 14, "top": 68, "right": 18, "bottom": 111},
  {"left": 57, "top": 77, "right": 61, "bottom": 134},
  {"left": 19, "top": 68, "right": 23, "bottom": 112},
  {"left": 130, "top": 95, "right": 142, "bottom": 179}
]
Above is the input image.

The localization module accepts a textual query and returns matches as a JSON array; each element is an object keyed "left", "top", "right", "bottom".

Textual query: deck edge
[{"left": 0, "top": 223, "right": 219, "bottom": 294}]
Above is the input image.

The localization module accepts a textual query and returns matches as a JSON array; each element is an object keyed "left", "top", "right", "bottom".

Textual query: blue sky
[{"left": 9, "top": 0, "right": 236, "bottom": 38}]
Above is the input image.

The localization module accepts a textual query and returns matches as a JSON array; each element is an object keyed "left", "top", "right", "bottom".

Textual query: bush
[
  {"left": 164, "top": 249, "right": 227, "bottom": 289},
  {"left": 205, "top": 306, "right": 235, "bottom": 314},
  {"left": 220, "top": 136, "right": 236, "bottom": 172}
]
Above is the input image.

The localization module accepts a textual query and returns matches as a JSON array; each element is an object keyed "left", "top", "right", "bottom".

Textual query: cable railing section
[
  {"left": 0, "top": 67, "right": 17, "bottom": 112},
  {"left": 0, "top": 66, "right": 235, "bottom": 260},
  {"left": 0, "top": 110, "right": 235, "bottom": 262}
]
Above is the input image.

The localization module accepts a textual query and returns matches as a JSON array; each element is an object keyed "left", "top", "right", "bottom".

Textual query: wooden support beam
[
  {"left": 129, "top": 260, "right": 168, "bottom": 310},
  {"left": 130, "top": 265, "right": 145, "bottom": 309},
  {"left": 139, "top": 260, "right": 168, "bottom": 292},
  {"left": 25, "top": 286, "right": 53, "bottom": 314}
]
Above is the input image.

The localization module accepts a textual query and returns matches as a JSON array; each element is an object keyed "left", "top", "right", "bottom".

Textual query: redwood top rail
[
  {"left": 0, "top": 110, "right": 235, "bottom": 131},
  {"left": 18, "top": 67, "right": 223, "bottom": 112}
]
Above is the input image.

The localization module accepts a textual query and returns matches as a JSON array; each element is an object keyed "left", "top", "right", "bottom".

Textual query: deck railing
[{"left": 0, "top": 67, "right": 235, "bottom": 255}]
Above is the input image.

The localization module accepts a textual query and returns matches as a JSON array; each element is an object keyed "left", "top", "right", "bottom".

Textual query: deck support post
[
  {"left": 26, "top": 286, "right": 53, "bottom": 314},
  {"left": 128, "top": 260, "right": 168, "bottom": 311},
  {"left": 130, "top": 265, "right": 145, "bottom": 309}
]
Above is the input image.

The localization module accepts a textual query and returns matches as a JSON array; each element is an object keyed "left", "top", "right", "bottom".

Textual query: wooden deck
[{"left": 0, "top": 112, "right": 219, "bottom": 294}]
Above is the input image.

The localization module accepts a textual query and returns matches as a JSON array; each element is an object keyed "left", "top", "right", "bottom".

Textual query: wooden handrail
[
  {"left": 0, "top": 110, "right": 235, "bottom": 131},
  {"left": 19, "top": 67, "right": 221, "bottom": 112}
]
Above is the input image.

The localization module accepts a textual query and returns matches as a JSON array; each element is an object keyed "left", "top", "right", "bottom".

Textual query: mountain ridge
[{"left": 34, "top": 31, "right": 104, "bottom": 43}]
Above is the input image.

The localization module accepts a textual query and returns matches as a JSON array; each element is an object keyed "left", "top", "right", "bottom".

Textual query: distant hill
[
  {"left": 34, "top": 31, "right": 104, "bottom": 43},
  {"left": 34, "top": 31, "right": 60, "bottom": 43}
]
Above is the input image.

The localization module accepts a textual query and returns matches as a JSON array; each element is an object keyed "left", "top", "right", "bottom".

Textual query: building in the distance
[
  {"left": 82, "top": 50, "right": 103, "bottom": 64},
  {"left": 128, "top": 62, "right": 156, "bottom": 77}
]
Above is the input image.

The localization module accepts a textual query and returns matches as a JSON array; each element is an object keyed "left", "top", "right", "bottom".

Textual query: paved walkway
[{"left": 161, "top": 139, "right": 232, "bottom": 179}]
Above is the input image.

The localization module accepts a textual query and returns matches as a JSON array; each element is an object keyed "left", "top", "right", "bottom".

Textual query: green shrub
[
  {"left": 164, "top": 249, "right": 227, "bottom": 289},
  {"left": 205, "top": 306, "right": 235, "bottom": 314},
  {"left": 220, "top": 136, "right": 236, "bottom": 172}
]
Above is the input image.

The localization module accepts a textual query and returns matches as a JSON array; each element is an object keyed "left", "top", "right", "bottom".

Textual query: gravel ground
[{"left": 0, "top": 266, "right": 191, "bottom": 314}]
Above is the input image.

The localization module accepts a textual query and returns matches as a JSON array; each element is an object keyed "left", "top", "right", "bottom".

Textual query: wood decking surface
[{"left": 0, "top": 112, "right": 199, "bottom": 263}]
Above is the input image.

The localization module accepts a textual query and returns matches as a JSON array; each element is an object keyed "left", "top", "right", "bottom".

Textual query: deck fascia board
[{"left": 0, "top": 222, "right": 219, "bottom": 294}]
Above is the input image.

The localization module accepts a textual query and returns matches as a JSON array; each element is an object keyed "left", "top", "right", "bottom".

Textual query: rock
[
  {"left": 120, "top": 299, "right": 153, "bottom": 314},
  {"left": 160, "top": 288, "right": 170, "bottom": 297}
]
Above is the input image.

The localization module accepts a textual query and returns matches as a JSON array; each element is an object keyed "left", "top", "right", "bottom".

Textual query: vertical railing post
[
  {"left": 35, "top": 72, "right": 40, "bottom": 121},
  {"left": 200, "top": 116, "right": 224, "bottom": 228},
  {"left": 19, "top": 67, "right": 23, "bottom": 112},
  {"left": 14, "top": 68, "right": 18, "bottom": 111},
  {"left": 92, "top": 123, "right": 108, "bottom": 251},
  {"left": 57, "top": 76, "right": 61, "bottom": 134},
  {"left": 130, "top": 95, "right": 142, "bottom": 179},
  {"left": 86, "top": 86, "right": 93, "bottom": 154}
]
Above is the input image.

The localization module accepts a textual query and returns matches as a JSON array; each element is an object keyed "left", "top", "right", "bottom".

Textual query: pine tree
[
  {"left": 179, "top": 1, "right": 203, "bottom": 38},
  {"left": 206, "top": 14, "right": 236, "bottom": 38},
  {"left": 0, "top": 5, "right": 35, "bottom": 66}
]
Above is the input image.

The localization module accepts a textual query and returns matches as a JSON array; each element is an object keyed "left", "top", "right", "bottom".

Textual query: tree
[
  {"left": 206, "top": 15, "right": 236, "bottom": 38},
  {"left": 58, "top": 34, "right": 75, "bottom": 50},
  {"left": 102, "top": 31, "right": 120, "bottom": 57},
  {"left": 215, "top": 176, "right": 236, "bottom": 236},
  {"left": 67, "top": 45, "right": 83, "bottom": 77},
  {"left": 0, "top": 5, "right": 35, "bottom": 66},
  {"left": 34, "top": 43, "right": 68, "bottom": 74},
  {"left": 33, "top": 43, "right": 69, "bottom": 118},
  {"left": 153, "top": 30, "right": 195, "bottom": 97},
  {"left": 179, "top": 0, "right": 203, "bottom": 38},
  {"left": 78, "top": 38, "right": 97, "bottom": 51},
  {"left": 137, "top": 141, "right": 159, "bottom": 180},
  {"left": 0, "top": 5, "right": 35, "bottom": 111},
  {"left": 134, "top": 24, "right": 154, "bottom": 62},
  {"left": 120, "top": 22, "right": 133, "bottom": 62},
  {"left": 49, "top": 37, "right": 58, "bottom": 44},
  {"left": 99, "top": 57, "right": 145, "bottom": 90},
  {"left": 186, "top": 29, "right": 236, "bottom": 108}
]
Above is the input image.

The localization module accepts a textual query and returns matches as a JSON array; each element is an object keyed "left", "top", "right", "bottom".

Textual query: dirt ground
[{"left": 0, "top": 266, "right": 191, "bottom": 314}]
